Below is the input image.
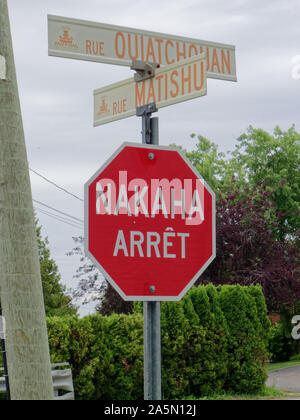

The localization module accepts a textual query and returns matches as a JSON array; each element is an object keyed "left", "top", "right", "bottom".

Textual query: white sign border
[{"left": 84, "top": 142, "right": 216, "bottom": 301}]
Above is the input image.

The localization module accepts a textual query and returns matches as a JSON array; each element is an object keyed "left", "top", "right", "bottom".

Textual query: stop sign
[{"left": 84, "top": 142, "right": 215, "bottom": 301}]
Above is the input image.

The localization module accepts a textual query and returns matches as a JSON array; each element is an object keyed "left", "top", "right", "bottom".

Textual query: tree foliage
[
  {"left": 232, "top": 125, "right": 300, "bottom": 238},
  {"left": 188, "top": 127, "right": 300, "bottom": 313},
  {"left": 67, "top": 236, "right": 133, "bottom": 315},
  {"left": 66, "top": 236, "right": 103, "bottom": 305},
  {"left": 200, "top": 182, "right": 300, "bottom": 312},
  {"left": 37, "top": 223, "right": 77, "bottom": 317}
]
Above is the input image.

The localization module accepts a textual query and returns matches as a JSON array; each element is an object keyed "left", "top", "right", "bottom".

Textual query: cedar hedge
[{"left": 46, "top": 284, "right": 270, "bottom": 399}]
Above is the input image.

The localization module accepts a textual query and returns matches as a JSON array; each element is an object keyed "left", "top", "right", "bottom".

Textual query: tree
[
  {"left": 183, "top": 134, "right": 228, "bottom": 191},
  {"left": 36, "top": 223, "right": 77, "bottom": 317},
  {"left": 67, "top": 236, "right": 133, "bottom": 315},
  {"left": 186, "top": 127, "right": 300, "bottom": 240},
  {"left": 185, "top": 129, "right": 299, "bottom": 313},
  {"left": 67, "top": 236, "right": 103, "bottom": 307},
  {"left": 232, "top": 125, "right": 300, "bottom": 239},
  {"left": 96, "top": 283, "right": 133, "bottom": 316},
  {"left": 186, "top": 131, "right": 300, "bottom": 313},
  {"left": 200, "top": 182, "right": 300, "bottom": 312}
]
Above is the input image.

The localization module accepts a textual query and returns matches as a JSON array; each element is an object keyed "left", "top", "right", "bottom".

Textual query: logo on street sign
[{"left": 54, "top": 26, "right": 79, "bottom": 50}]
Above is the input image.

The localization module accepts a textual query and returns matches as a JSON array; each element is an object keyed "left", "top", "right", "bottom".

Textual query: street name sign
[
  {"left": 85, "top": 142, "right": 216, "bottom": 301},
  {"left": 48, "top": 14, "right": 236, "bottom": 82},
  {"left": 94, "top": 54, "right": 207, "bottom": 126}
]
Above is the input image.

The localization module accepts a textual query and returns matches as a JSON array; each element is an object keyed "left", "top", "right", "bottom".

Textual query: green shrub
[
  {"left": 47, "top": 316, "right": 96, "bottom": 400},
  {"left": 218, "top": 285, "right": 269, "bottom": 394},
  {"left": 47, "top": 313, "right": 143, "bottom": 400},
  {"left": 268, "top": 322, "right": 295, "bottom": 362},
  {"left": 89, "top": 313, "right": 144, "bottom": 400},
  {"left": 160, "top": 300, "right": 190, "bottom": 399},
  {"left": 182, "top": 286, "right": 229, "bottom": 396},
  {"left": 0, "top": 284, "right": 270, "bottom": 400}
]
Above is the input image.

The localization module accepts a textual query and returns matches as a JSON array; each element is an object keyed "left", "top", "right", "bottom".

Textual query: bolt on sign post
[{"left": 0, "top": 0, "right": 54, "bottom": 400}]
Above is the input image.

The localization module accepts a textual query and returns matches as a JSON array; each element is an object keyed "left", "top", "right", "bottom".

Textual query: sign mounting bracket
[
  {"left": 131, "top": 60, "right": 160, "bottom": 82},
  {"left": 136, "top": 102, "right": 158, "bottom": 144}
]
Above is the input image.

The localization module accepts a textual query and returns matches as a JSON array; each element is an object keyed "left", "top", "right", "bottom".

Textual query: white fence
[{"left": 0, "top": 363, "right": 74, "bottom": 400}]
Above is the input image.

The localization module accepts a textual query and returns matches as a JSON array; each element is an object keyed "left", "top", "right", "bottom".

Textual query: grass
[
  {"left": 268, "top": 354, "right": 300, "bottom": 371},
  {"left": 182, "top": 386, "right": 285, "bottom": 400},
  {"left": 268, "top": 360, "right": 300, "bottom": 371}
]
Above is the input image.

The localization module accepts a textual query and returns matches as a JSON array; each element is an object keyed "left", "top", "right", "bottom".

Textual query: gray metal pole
[
  {"left": 144, "top": 301, "right": 161, "bottom": 400},
  {"left": 150, "top": 117, "right": 159, "bottom": 145},
  {"left": 138, "top": 104, "right": 162, "bottom": 400}
]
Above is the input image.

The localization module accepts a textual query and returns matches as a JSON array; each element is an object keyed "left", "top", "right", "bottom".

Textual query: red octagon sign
[{"left": 84, "top": 142, "right": 215, "bottom": 301}]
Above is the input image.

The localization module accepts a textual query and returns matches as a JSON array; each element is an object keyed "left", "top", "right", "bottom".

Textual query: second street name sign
[
  {"left": 94, "top": 54, "right": 207, "bottom": 126},
  {"left": 48, "top": 14, "right": 236, "bottom": 82}
]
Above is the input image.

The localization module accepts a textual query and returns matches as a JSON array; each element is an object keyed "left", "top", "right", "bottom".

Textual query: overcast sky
[{"left": 6, "top": 0, "right": 300, "bottom": 314}]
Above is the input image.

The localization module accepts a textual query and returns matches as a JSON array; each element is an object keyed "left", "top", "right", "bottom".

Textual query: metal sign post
[
  {"left": 136, "top": 102, "right": 158, "bottom": 145},
  {"left": 144, "top": 301, "right": 161, "bottom": 400},
  {"left": 136, "top": 99, "right": 161, "bottom": 400}
]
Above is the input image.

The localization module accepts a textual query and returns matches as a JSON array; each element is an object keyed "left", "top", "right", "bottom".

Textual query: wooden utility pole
[{"left": 0, "top": 0, "right": 54, "bottom": 400}]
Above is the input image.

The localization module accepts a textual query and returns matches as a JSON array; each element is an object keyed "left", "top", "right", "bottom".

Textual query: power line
[
  {"left": 35, "top": 207, "right": 83, "bottom": 230},
  {"left": 29, "top": 167, "right": 84, "bottom": 202},
  {"left": 36, "top": 208, "right": 83, "bottom": 230},
  {"left": 35, "top": 207, "right": 83, "bottom": 227},
  {"left": 36, "top": 211, "right": 83, "bottom": 230},
  {"left": 33, "top": 199, "right": 84, "bottom": 224}
]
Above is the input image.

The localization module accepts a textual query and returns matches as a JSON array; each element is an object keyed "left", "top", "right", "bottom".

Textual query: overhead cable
[
  {"left": 30, "top": 167, "right": 84, "bottom": 202},
  {"left": 33, "top": 199, "right": 84, "bottom": 224}
]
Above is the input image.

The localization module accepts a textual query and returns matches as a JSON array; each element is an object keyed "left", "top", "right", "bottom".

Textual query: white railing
[{"left": 0, "top": 363, "right": 74, "bottom": 400}]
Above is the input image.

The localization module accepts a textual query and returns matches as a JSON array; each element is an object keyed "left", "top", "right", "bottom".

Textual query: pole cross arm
[{"left": 131, "top": 60, "right": 160, "bottom": 82}]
